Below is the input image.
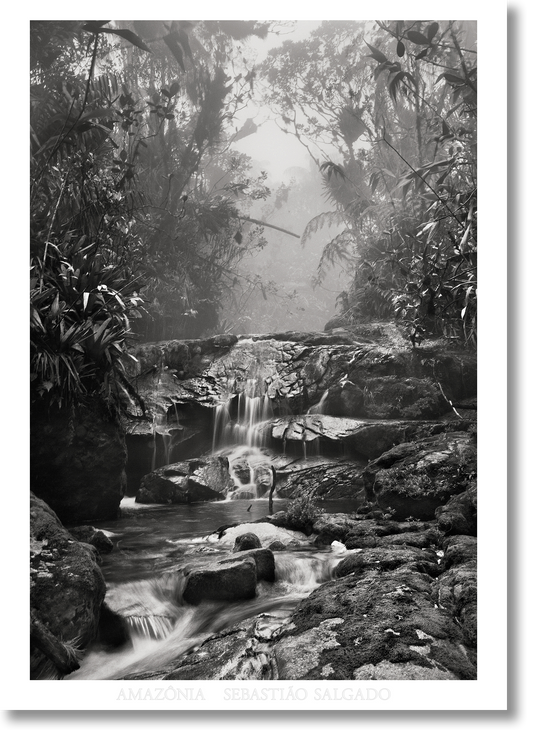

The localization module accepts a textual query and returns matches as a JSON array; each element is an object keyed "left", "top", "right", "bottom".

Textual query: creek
[
  {"left": 69, "top": 388, "right": 359, "bottom": 680},
  {"left": 68, "top": 497, "right": 357, "bottom": 680}
]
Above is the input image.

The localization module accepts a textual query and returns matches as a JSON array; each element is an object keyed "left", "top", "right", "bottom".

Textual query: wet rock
[
  {"left": 183, "top": 558, "right": 257, "bottom": 605},
  {"left": 31, "top": 401, "right": 126, "bottom": 524},
  {"left": 273, "top": 566, "right": 476, "bottom": 680},
  {"left": 30, "top": 493, "right": 106, "bottom": 678},
  {"left": 96, "top": 602, "right": 131, "bottom": 649},
  {"left": 433, "top": 539, "right": 477, "bottom": 648},
  {"left": 224, "top": 548, "right": 276, "bottom": 583},
  {"left": 334, "top": 547, "right": 439, "bottom": 579},
  {"left": 260, "top": 414, "right": 471, "bottom": 463},
  {"left": 136, "top": 463, "right": 189, "bottom": 504},
  {"left": 218, "top": 521, "right": 310, "bottom": 549},
  {"left": 136, "top": 457, "right": 232, "bottom": 504},
  {"left": 312, "top": 513, "right": 360, "bottom": 545},
  {"left": 68, "top": 526, "right": 114, "bottom": 553},
  {"left": 233, "top": 533, "right": 262, "bottom": 552},
  {"left": 158, "top": 617, "right": 276, "bottom": 680},
  {"left": 275, "top": 460, "right": 365, "bottom": 502},
  {"left": 364, "top": 432, "right": 476, "bottom": 520},
  {"left": 117, "top": 518, "right": 475, "bottom": 682},
  {"left": 128, "top": 326, "right": 476, "bottom": 438},
  {"left": 435, "top": 484, "right": 477, "bottom": 536}
]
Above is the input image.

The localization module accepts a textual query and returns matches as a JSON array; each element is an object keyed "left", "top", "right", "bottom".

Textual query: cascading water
[
  {"left": 64, "top": 361, "right": 357, "bottom": 681},
  {"left": 211, "top": 378, "right": 276, "bottom": 500},
  {"left": 151, "top": 406, "right": 172, "bottom": 470},
  {"left": 68, "top": 528, "right": 341, "bottom": 681},
  {"left": 307, "top": 388, "right": 329, "bottom": 415}
]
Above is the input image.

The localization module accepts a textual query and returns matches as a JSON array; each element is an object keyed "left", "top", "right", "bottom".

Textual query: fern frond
[
  {"left": 301, "top": 210, "right": 346, "bottom": 246},
  {"left": 313, "top": 230, "right": 356, "bottom": 284}
]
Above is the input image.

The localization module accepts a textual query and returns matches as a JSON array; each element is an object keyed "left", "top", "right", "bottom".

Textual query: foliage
[
  {"left": 259, "top": 20, "right": 477, "bottom": 346},
  {"left": 378, "top": 457, "right": 473, "bottom": 499},
  {"left": 30, "top": 235, "right": 142, "bottom": 412},
  {"left": 30, "top": 20, "right": 276, "bottom": 410},
  {"left": 286, "top": 492, "right": 324, "bottom": 530}
]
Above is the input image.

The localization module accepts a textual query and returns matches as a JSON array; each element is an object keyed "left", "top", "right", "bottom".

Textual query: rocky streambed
[
  {"left": 99, "top": 486, "right": 477, "bottom": 681},
  {"left": 30, "top": 323, "right": 477, "bottom": 680}
]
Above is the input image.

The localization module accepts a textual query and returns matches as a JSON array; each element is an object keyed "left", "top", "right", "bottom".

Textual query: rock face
[
  {"left": 258, "top": 415, "right": 473, "bottom": 462},
  {"left": 363, "top": 431, "right": 476, "bottom": 520},
  {"left": 136, "top": 456, "right": 232, "bottom": 504},
  {"left": 129, "top": 325, "right": 476, "bottom": 418},
  {"left": 273, "top": 565, "right": 475, "bottom": 680},
  {"left": 31, "top": 401, "right": 127, "bottom": 524},
  {"left": 30, "top": 493, "right": 106, "bottom": 678},
  {"left": 123, "top": 324, "right": 476, "bottom": 488}
]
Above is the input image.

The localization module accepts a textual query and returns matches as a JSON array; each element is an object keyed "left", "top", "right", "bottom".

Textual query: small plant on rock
[{"left": 286, "top": 492, "right": 324, "bottom": 533}]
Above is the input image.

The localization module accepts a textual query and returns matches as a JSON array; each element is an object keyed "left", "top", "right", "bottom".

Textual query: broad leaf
[
  {"left": 365, "top": 42, "right": 388, "bottom": 64},
  {"left": 407, "top": 30, "right": 429, "bottom": 45},
  {"left": 100, "top": 28, "right": 152, "bottom": 53},
  {"left": 426, "top": 22, "right": 439, "bottom": 41}
]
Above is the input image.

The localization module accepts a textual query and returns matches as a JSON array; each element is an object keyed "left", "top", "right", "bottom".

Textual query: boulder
[
  {"left": 274, "top": 460, "right": 366, "bottom": 502},
  {"left": 223, "top": 548, "right": 276, "bottom": 583},
  {"left": 182, "top": 558, "right": 257, "bottom": 605},
  {"left": 136, "top": 457, "right": 232, "bottom": 504},
  {"left": 30, "top": 493, "right": 106, "bottom": 678},
  {"left": 31, "top": 401, "right": 126, "bottom": 524},
  {"left": 68, "top": 526, "right": 114, "bottom": 553},
  {"left": 334, "top": 547, "right": 440, "bottom": 579},
  {"left": 435, "top": 483, "right": 477, "bottom": 536},
  {"left": 217, "top": 522, "right": 310, "bottom": 549},
  {"left": 96, "top": 602, "right": 131, "bottom": 649},
  {"left": 273, "top": 566, "right": 476, "bottom": 680},
  {"left": 233, "top": 533, "right": 262, "bottom": 552}
]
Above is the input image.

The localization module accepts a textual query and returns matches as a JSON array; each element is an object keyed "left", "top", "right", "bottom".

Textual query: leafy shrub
[
  {"left": 30, "top": 234, "right": 143, "bottom": 412},
  {"left": 285, "top": 493, "right": 324, "bottom": 531}
]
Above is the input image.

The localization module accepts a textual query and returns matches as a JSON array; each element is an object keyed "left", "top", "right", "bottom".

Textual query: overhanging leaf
[
  {"left": 100, "top": 28, "right": 152, "bottom": 53},
  {"left": 365, "top": 42, "right": 388, "bottom": 64},
  {"left": 426, "top": 22, "right": 439, "bottom": 41},
  {"left": 407, "top": 30, "right": 429, "bottom": 45},
  {"left": 163, "top": 33, "right": 185, "bottom": 71}
]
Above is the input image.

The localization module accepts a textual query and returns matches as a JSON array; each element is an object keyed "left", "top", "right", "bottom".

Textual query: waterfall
[
  {"left": 225, "top": 449, "right": 275, "bottom": 501},
  {"left": 273, "top": 552, "right": 337, "bottom": 592},
  {"left": 307, "top": 389, "right": 329, "bottom": 415},
  {"left": 211, "top": 379, "right": 276, "bottom": 499},
  {"left": 151, "top": 403, "right": 183, "bottom": 469},
  {"left": 212, "top": 378, "right": 274, "bottom": 451}
]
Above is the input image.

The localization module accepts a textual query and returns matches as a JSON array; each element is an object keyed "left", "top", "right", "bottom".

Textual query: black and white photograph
[{"left": 14, "top": 2, "right": 512, "bottom": 716}]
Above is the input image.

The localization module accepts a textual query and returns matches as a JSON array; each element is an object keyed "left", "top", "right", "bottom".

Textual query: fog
[{"left": 220, "top": 21, "right": 349, "bottom": 334}]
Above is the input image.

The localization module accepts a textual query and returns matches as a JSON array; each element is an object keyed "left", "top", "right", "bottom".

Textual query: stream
[
  {"left": 68, "top": 496, "right": 357, "bottom": 680},
  {"left": 69, "top": 388, "right": 359, "bottom": 680}
]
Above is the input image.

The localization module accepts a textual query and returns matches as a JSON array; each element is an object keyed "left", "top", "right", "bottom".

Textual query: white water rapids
[{"left": 67, "top": 387, "right": 352, "bottom": 680}]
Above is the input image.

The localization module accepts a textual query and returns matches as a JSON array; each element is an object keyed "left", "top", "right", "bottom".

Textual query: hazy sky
[{"left": 231, "top": 21, "right": 322, "bottom": 182}]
